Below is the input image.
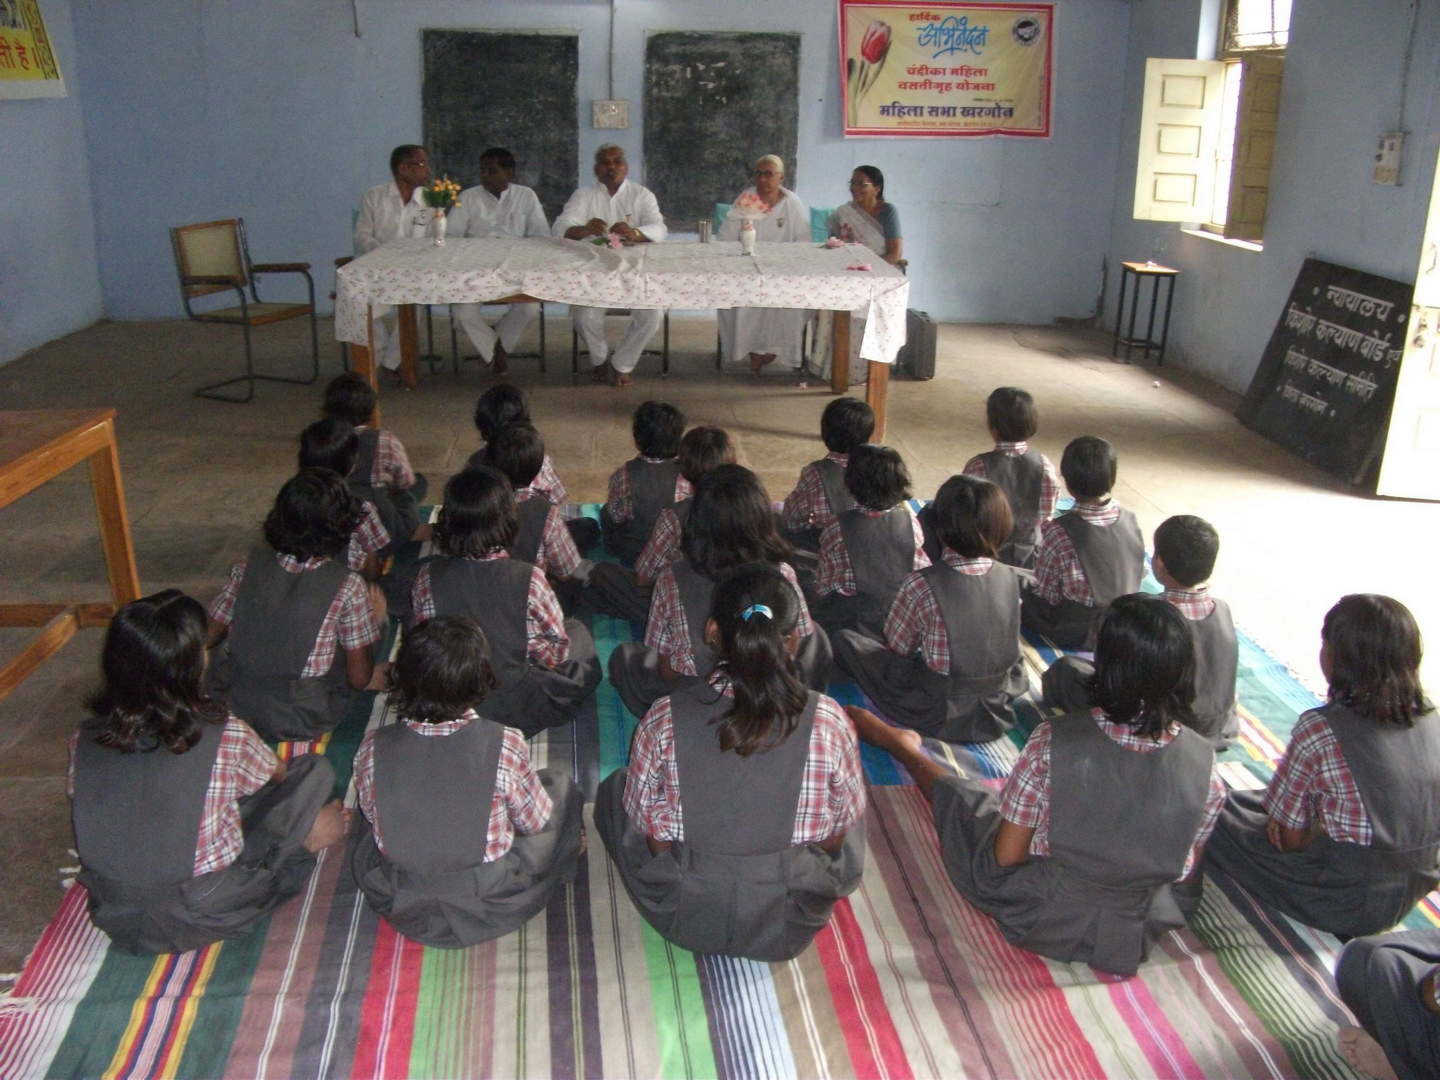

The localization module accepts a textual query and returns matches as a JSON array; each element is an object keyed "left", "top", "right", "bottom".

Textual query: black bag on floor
[{"left": 898, "top": 309, "right": 937, "bottom": 379}]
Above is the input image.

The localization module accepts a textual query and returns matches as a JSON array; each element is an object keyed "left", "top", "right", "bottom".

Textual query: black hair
[
  {"left": 1087, "top": 594, "right": 1197, "bottom": 738},
  {"left": 844, "top": 443, "right": 911, "bottom": 511},
  {"left": 479, "top": 147, "right": 516, "bottom": 173},
  {"left": 389, "top": 616, "right": 498, "bottom": 725},
  {"left": 820, "top": 396, "right": 876, "bottom": 454},
  {"left": 677, "top": 426, "right": 737, "bottom": 485},
  {"left": 1060, "top": 435, "right": 1117, "bottom": 501},
  {"left": 681, "top": 464, "right": 793, "bottom": 580},
  {"left": 472, "top": 383, "right": 530, "bottom": 441},
  {"left": 932, "top": 474, "right": 1013, "bottom": 559},
  {"left": 854, "top": 164, "right": 886, "bottom": 201},
  {"left": 1153, "top": 515, "right": 1219, "bottom": 587},
  {"left": 483, "top": 422, "right": 544, "bottom": 490},
  {"left": 985, "top": 386, "right": 1038, "bottom": 442},
  {"left": 632, "top": 400, "right": 686, "bottom": 459},
  {"left": 84, "top": 590, "right": 223, "bottom": 754},
  {"left": 389, "top": 144, "right": 425, "bottom": 175},
  {"left": 322, "top": 371, "right": 376, "bottom": 427},
  {"left": 709, "top": 563, "right": 808, "bottom": 757},
  {"left": 263, "top": 467, "right": 361, "bottom": 561},
  {"left": 435, "top": 466, "right": 519, "bottom": 557},
  {"left": 1322, "top": 594, "right": 1428, "bottom": 727},
  {"left": 298, "top": 417, "right": 359, "bottom": 478}
]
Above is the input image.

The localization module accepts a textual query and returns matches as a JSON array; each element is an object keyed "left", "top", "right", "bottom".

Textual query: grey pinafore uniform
[
  {"left": 1021, "top": 507, "right": 1144, "bottom": 649},
  {"left": 930, "top": 712, "right": 1213, "bottom": 975},
  {"left": 594, "top": 686, "right": 865, "bottom": 961},
  {"left": 979, "top": 449, "right": 1048, "bottom": 568},
  {"left": 583, "top": 500, "right": 693, "bottom": 625},
  {"left": 835, "top": 561, "right": 1028, "bottom": 743},
  {"left": 509, "top": 496, "right": 551, "bottom": 569},
  {"left": 225, "top": 547, "right": 357, "bottom": 741},
  {"left": 786, "top": 458, "right": 858, "bottom": 554},
  {"left": 1336, "top": 928, "right": 1440, "bottom": 1080},
  {"left": 350, "top": 718, "right": 582, "bottom": 948},
  {"left": 812, "top": 505, "right": 916, "bottom": 637},
  {"left": 427, "top": 555, "right": 600, "bottom": 737},
  {"left": 602, "top": 458, "right": 683, "bottom": 566},
  {"left": 351, "top": 431, "right": 419, "bottom": 557},
  {"left": 1204, "top": 703, "right": 1440, "bottom": 938},
  {"left": 72, "top": 724, "right": 334, "bottom": 954}
]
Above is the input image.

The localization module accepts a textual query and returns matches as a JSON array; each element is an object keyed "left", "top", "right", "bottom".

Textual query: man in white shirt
[
  {"left": 552, "top": 144, "right": 668, "bottom": 387},
  {"left": 354, "top": 145, "right": 432, "bottom": 373},
  {"left": 450, "top": 148, "right": 550, "bottom": 374}
]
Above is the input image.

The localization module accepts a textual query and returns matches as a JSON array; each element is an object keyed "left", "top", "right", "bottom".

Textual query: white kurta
[
  {"left": 353, "top": 181, "right": 433, "bottom": 369},
  {"left": 717, "top": 187, "right": 811, "bottom": 370},
  {"left": 451, "top": 184, "right": 550, "bottom": 359}
]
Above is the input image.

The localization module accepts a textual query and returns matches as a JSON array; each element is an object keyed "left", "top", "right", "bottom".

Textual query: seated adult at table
[
  {"left": 451, "top": 147, "right": 550, "bottom": 375},
  {"left": 809, "top": 165, "right": 904, "bottom": 384},
  {"left": 553, "top": 144, "right": 667, "bottom": 387},
  {"left": 717, "top": 155, "right": 811, "bottom": 376},
  {"left": 354, "top": 144, "right": 433, "bottom": 374}
]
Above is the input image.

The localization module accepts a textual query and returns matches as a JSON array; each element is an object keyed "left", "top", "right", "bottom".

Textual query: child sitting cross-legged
[
  {"left": 781, "top": 395, "right": 875, "bottom": 554},
  {"left": 601, "top": 400, "right": 688, "bottom": 567},
  {"left": 298, "top": 418, "right": 392, "bottom": 577}
]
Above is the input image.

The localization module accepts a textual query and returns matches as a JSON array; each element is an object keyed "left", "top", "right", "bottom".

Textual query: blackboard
[
  {"left": 1238, "top": 258, "right": 1413, "bottom": 487},
  {"left": 422, "top": 30, "right": 578, "bottom": 224},
  {"left": 644, "top": 32, "right": 801, "bottom": 228}
]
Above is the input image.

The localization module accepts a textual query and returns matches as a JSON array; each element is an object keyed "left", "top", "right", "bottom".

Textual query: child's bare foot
[
  {"left": 1338, "top": 1026, "right": 1398, "bottom": 1079},
  {"left": 304, "top": 800, "right": 347, "bottom": 852}
]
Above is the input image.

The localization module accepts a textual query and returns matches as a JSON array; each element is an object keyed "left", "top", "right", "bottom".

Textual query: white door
[{"left": 1132, "top": 58, "right": 1225, "bottom": 223}]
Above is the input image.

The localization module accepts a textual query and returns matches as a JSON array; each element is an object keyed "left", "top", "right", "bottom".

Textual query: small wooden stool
[{"left": 1113, "top": 261, "right": 1178, "bottom": 364}]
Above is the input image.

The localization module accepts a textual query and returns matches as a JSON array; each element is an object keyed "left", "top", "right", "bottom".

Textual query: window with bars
[{"left": 1221, "top": 0, "right": 1292, "bottom": 55}]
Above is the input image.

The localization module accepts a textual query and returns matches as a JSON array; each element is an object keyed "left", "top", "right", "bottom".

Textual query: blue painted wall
[{"left": 0, "top": 0, "right": 101, "bottom": 366}]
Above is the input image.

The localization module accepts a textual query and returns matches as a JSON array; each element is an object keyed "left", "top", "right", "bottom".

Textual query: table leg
[
  {"left": 351, "top": 305, "right": 379, "bottom": 425},
  {"left": 831, "top": 311, "right": 851, "bottom": 392},
  {"left": 1113, "top": 267, "right": 1128, "bottom": 357},
  {"left": 866, "top": 360, "right": 890, "bottom": 441},
  {"left": 398, "top": 304, "right": 419, "bottom": 389},
  {"left": 86, "top": 421, "right": 141, "bottom": 608}
]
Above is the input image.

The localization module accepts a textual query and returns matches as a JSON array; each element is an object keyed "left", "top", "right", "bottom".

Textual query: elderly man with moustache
[{"left": 354, "top": 144, "right": 433, "bottom": 375}]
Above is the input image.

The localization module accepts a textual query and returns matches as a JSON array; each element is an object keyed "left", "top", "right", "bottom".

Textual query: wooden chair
[{"left": 171, "top": 218, "right": 318, "bottom": 403}]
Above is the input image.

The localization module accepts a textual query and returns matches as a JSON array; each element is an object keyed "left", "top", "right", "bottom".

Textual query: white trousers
[
  {"left": 453, "top": 302, "right": 539, "bottom": 360},
  {"left": 369, "top": 305, "right": 401, "bottom": 371},
  {"left": 571, "top": 306, "right": 662, "bottom": 374}
]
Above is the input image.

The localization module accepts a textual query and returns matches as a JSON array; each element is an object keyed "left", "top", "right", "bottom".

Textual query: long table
[{"left": 335, "top": 237, "right": 910, "bottom": 437}]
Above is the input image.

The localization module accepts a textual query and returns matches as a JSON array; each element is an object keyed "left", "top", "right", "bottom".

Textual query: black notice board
[
  {"left": 421, "top": 30, "right": 578, "bottom": 224},
  {"left": 644, "top": 32, "right": 801, "bottom": 228},
  {"left": 1238, "top": 258, "right": 1413, "bottom": 487}
]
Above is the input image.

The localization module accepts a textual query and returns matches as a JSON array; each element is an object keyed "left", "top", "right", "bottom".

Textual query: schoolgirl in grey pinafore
[
  {"left": 585, "top": 499, "right": 693, "bottom": 625},
  {"left": 812, "top": 505, "right": 917, "bottom": 637},
  {"left": 931, "top": 711, "right": 1213, "bottom": 975},
  {"left": 602, "top": 457, "right": 683, "bottom": 566},
  {"left": 1336, "top": 928, "right": 1440, "bottom": 1080},
  {"left": 786, "top": 457, "right": 857, "bottom": 554},
  {"left": 1021, "top": 508, "right": 1145, "bottom": 649},
  {"left": 350, "top": 717, "right": 582, "bottom": 948},
  {"left": 1204, "top": 703, "right": 1440, "bottom": 938},
  {"left": 594, "top": 685, "right": 865, "bottom": 961},
  {"left": 350, "top": 431, "right": 420, "bottom": 557},
  {"left": 970, "top": 449, "right": 1049, "bottom": 568},
  {"left": 835, "top": 561, "right": 1028, "bottom": 743}
]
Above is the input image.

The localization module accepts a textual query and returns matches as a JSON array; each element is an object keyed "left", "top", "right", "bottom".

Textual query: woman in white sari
[
  {"left": 717, "top": 155, "right": 812, "bottom": 375},
  {"left": 809, "top": 166, "right": 904, "bottom": 383}
]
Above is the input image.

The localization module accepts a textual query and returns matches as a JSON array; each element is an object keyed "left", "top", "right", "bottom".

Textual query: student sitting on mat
[
  {"left": 1335, "top": 927, "right": 1440, "bottom": 1080},
  {"left": 835, "top": 474, "right": 1028, "bottom": 744},
  {"left": 1045, "top": 514, "right": 1238, "bottom": 747},
  {"left": 1020, "top": 435, "right": 1144, "bottom": 650},
  {"left": 1202, "top": 594, "right": 1440, "bottom": 939},
  {"left": 781, "top": 395, "right": 875, "bottom": 554},
  {"left": 595, "top": 562, "right": 865, "bottom": 962},
  {"left": 480, "top": 423, "right": 588, "bottom": 593},
  {"left": 601, "top": 400, "right": 688, "bottom": 567},
  {"left": 298, "top": 418, "right": 392, "bottom": 577},
  {"left": 851, "top": 593, "right": 1223, "bottom": 976},
  {"left": 351, "top": 616, "right": 582, "bottom": 948},
  {"left": 321, "top": 371, "right": 429, "bottom": 546},
  {"left": 607, "top": 464, "right": 831, "bottom": 720},
  {"left": 410, "top": 466, "right": 599, "bottom": 738},
  {"left": 71, "top": 590, "right": 345, "bottom": 955}
]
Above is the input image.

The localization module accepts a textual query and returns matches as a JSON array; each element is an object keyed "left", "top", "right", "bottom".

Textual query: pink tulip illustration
[{"left": 849, "top": 20, "right": 893, "bottom": 126}]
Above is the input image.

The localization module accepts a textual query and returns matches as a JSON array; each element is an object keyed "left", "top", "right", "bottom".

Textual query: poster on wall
[
  {"left": 0, "top": 0, "right": 64, "bottom": 99},
  {"left": 839, "top": 1, "right": 1051, "bottom": 137}
]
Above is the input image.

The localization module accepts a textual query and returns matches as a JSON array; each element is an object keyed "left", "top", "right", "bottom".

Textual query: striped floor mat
[{"left": 2, "top": 509, "right": 1433, "bottom": 1078}]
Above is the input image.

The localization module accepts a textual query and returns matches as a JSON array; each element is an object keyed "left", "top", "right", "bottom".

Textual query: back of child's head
[
  {"left": 820, "top": 396, "right": 875, "bottom": 454},
  {"left": 1059, "top": 435, "right": 1117, "bottom": 500},
  {"left": 321, "top": 371, "right": 376, "bottom": 427},
  {"left": 483, "top": 422, "right": 544, "bottom": 490},
  {"left": 264, "top": 467, "right": 361, "bottom": 561},
  {"left": 86, "top": 589, "right": 217, "bottom": 755},
  {"left": 391, "top": 615, "right": 498, "bottom": 724},
  {"left": 985, "top": 387, "right": 1038, "bottom": 442},
  {"left": 1088, "top": 593, "right": 1196, "bottom": 738},
  {"left": 298, "top": 417, "right": 360, "bottom": 478},
  {"left": 677, "top": 425, "right": 737, "bottom": 485},
  {"left": 473, "top": 383, "right": 529, "bottom": 441},
  {"left": 1153, "top": 515, "right": 1219, "bottom": 587},
  {"left": 709, "top": 562, "right": 808, "bottom": 757},
  {"left": 1322, "top": 594, "right": 1427, "bottom": 727},
  {"left": 932, "top": 474, "right": 1014, "bottom": 559},
  {"left": 436, "top": 465, "right": 518, "bottom": 557},
  {"left": 633, "top": 400, "right": 686, "bottom": 459},
  {"left": 682, "top": 464, "right": 791, "bottom": 579},
  {"left": 844, "top": 443, "right": 911, "bottom": 511}
]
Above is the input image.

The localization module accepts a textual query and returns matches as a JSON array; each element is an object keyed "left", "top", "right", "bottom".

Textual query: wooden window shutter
[
  {"left": 1133, "top": 58, "right": 1226, "bottom": 223},
  {"left": 1222, "top": 54, "right": 1284, "bottom": 241}
]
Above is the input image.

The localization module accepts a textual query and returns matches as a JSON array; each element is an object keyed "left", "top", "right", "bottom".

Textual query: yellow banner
[
  {"left": 0, "top": 0, "right": 65, "bottom": 99},
  {"left": 840, "top": 1, "right": 1051, "bottom": 137}
]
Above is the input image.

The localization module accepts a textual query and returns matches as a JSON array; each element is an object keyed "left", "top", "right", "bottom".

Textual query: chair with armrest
[{"left": 171, "top": 218, "right": 318, "bottom": 403}]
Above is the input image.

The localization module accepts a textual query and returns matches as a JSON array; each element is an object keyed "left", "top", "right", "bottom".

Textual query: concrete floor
[{"left": 1, "top": 312, "right": 1435, "bottom": 973}]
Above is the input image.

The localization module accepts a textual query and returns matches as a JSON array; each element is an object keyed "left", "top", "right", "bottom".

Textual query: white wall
[{"left": 0, "top": 0, "right": 101, "bottom": 365}]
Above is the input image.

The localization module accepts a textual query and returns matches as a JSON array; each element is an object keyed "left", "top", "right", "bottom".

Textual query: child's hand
[{"left": 366, "top": 661, "right": 392, "bottom": 692}]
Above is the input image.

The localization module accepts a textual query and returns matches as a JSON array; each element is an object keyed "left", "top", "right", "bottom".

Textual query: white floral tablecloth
[{"left": 335, "top": 237, "right": 911, "bottom": 364}]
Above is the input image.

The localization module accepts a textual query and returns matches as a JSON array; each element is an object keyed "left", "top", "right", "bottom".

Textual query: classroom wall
[
  {"left": 1108, "top": 0, "right": 1440, "bottom": 393},
  {"left": 69, "top": 0, "right": 1132, "bottom": 324},
  {"left": 0, "top": 0, "right": 102, "bottom": 366}
]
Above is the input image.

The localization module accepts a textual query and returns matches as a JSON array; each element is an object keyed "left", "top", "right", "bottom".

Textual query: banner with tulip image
[{"left": 839, "top": 1, "right": 1051, "bottom": 137}]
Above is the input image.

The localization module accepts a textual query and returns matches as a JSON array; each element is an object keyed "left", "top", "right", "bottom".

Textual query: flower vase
[
  {"left": 739, "top": 220, "right": 756, "bottom": 256},
  {"left": 431, "top": 208, "right": 448, "bottom": 246}
]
